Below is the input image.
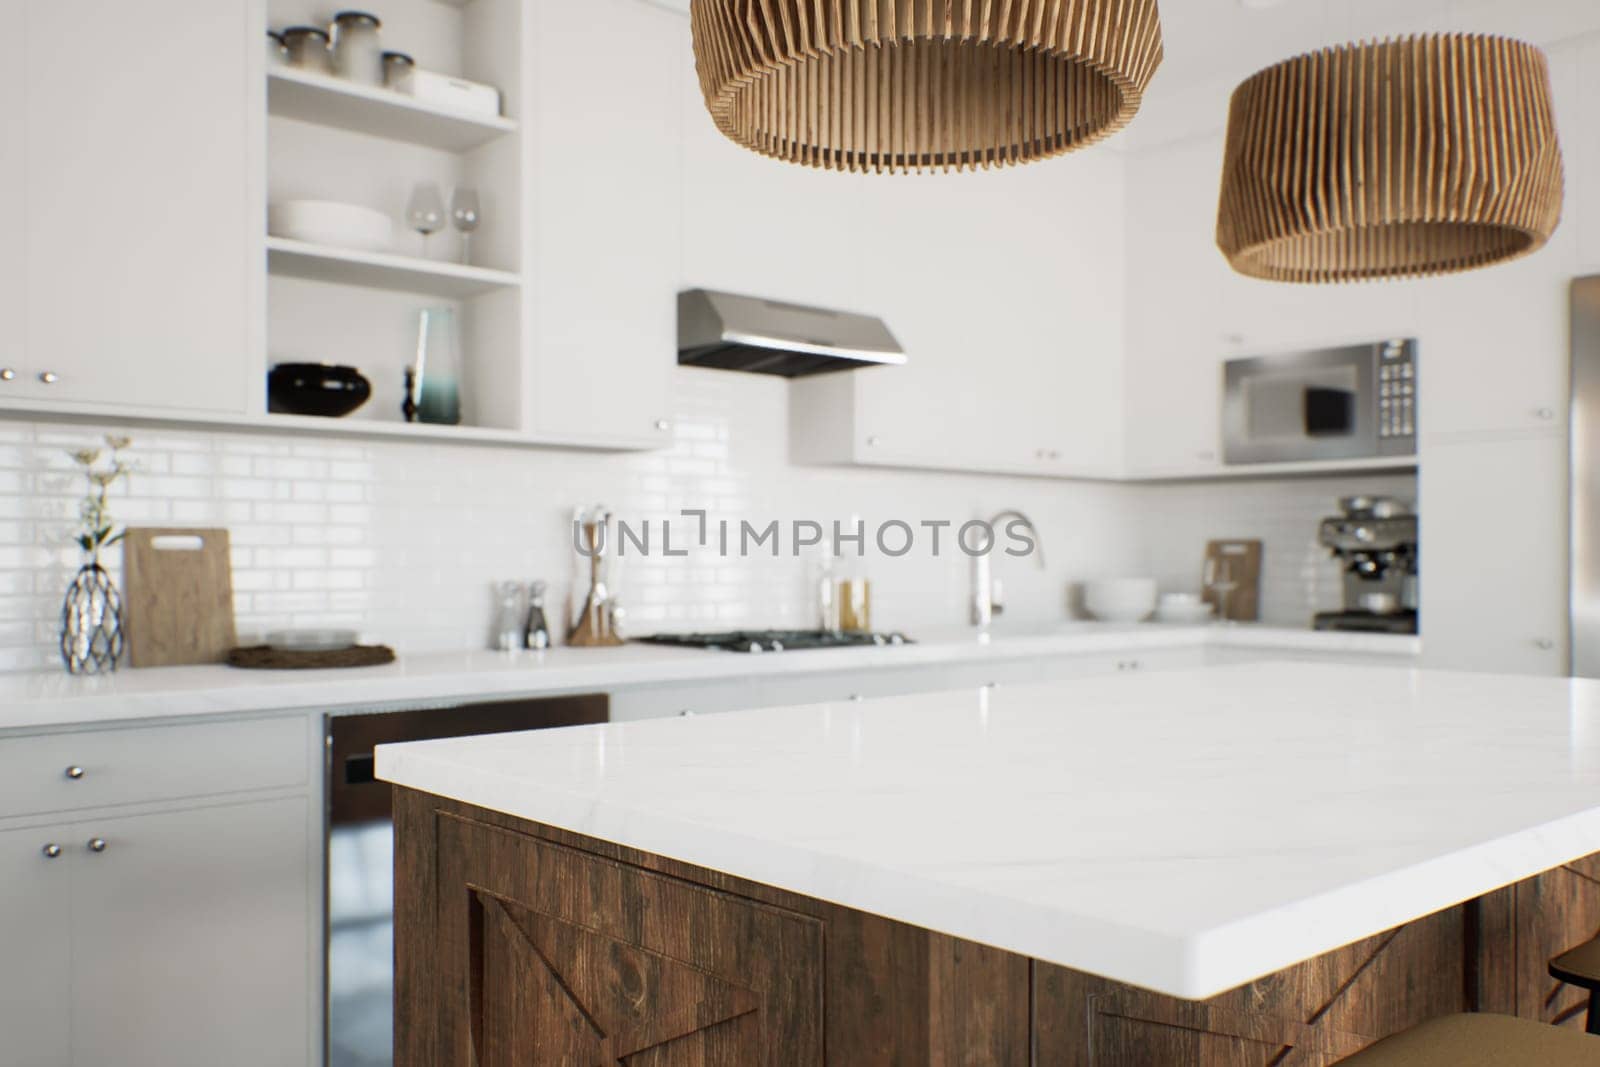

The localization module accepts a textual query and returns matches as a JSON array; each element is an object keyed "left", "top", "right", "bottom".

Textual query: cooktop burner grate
[{"left": 635, "top": 630, "right": 913, "bottom": 654}]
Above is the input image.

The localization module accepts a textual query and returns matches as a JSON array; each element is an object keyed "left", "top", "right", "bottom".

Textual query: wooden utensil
[
  {"left": 124, "top": 528, "right": 237, "bottom": 667},
  {"left": 1202, "top": 540, "right": 1263, "bottom": 622}
]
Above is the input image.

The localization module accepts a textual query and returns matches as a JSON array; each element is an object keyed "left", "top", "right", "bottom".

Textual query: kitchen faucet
[{"left": 972, "top": 509, "right": 1046, "bottom": 628}]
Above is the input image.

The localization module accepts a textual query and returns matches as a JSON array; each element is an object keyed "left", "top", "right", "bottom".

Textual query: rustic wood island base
[{"left": 394, "top": 789, "right": 1600, "bottom": 1066}]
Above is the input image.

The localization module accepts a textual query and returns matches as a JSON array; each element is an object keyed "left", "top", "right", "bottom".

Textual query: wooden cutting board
[
  {"left": 123, "top": 528, "right": 237, "bottom": 667},
  {"left": 1202, "top": 539, "right": 1263, "bottom": 622}
]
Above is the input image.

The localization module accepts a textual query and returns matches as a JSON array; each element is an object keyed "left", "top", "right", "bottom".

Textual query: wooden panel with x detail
[{"left": 473, "top": 890, "right": 763, "bottom": 1065}]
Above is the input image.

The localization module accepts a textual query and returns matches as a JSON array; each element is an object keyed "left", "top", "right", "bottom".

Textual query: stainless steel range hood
[{"left": 678, "top": 289, "right": 906, "bottom": 378}]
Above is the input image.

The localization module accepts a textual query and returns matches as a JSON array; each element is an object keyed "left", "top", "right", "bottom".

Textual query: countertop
[
  {"left": 0, "top": 624, "right": 1419, "bottom": 733},
  {"left": 377, "top": 663, "right": 1600, "bottom": 1000}
]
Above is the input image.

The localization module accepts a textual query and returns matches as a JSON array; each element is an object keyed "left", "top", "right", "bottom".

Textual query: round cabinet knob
[
  {"left": 38, "top": 371, "right": 58, "bottom": 384},
  {"left": 0, "top": 368, "right": 14, "bottom": 381},
  {"left": 41, "top": 844, "right": 62, "bottom": 859},
  {"left": 1535, "top": 638, "right": 1556, "bottom": 651},
  {"left": 86, "top": 838, "right": 107, "bottom": 853},
  {"left": 865, "top": 436, "right": 881, "bottom": 447},
  {"left": 64, "top": 765, "right": 84, "bottom": 780},
  {"left": 654, "top": 419, "right": 670, "bottom": 432},
  {"left": 1535, "top": 407, "right": 1556, "bottom": 421}
]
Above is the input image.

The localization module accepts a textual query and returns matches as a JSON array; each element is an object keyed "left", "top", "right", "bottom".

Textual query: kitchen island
[{"left": 378, "top": 664, "right": 1600, "bottom": 1065}]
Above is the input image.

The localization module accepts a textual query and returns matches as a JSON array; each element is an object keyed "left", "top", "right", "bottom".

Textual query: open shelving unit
[
  {"left": 266, "top": 237, "right": 520, "bottom": 299},
  {"left": 266, "top": 67, "right": 516, "bottom": 152},
  {"left": 262, "top": 0, "right": 527, "bottom": 439}
]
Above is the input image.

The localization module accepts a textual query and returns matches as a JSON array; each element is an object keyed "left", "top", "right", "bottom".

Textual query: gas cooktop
[{"left": 636, "top": 630, "right": 913, "bottom": 654}]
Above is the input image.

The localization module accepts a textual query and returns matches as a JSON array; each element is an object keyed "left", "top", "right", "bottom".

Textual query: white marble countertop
[
  {"left": 0, "top": 624, "right": 1418, "bottom": 733},
  {"left": 377, "top": 663, "right": 1600, "bottom": 1000}
]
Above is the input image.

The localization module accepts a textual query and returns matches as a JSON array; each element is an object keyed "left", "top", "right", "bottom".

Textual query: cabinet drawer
[{"left": 0, "top": 716, "right": 309, "bottom": 817}]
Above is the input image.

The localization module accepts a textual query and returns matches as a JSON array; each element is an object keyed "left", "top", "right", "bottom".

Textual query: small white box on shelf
[{"left": 404, "top": 69, "right": 501, "bottom": 118}]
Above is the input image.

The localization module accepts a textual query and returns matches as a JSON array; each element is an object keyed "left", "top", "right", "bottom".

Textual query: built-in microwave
[{"left": 1222, "top": 339, "right": 1417, "bottom": 465}]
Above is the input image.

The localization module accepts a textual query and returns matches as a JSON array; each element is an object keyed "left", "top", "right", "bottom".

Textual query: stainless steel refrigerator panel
[{"left": 1572, "top": 277, "right": 1600, "bottom": 677}]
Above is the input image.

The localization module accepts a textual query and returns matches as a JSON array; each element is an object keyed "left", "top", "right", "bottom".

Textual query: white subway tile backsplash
[{"left": 0, "top": 372, "right": 1416, "bottom": 674}]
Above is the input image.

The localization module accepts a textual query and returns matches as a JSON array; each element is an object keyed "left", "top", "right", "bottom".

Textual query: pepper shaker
[{"left": 524, "top": 581, "right": 551, "bottom": 650}]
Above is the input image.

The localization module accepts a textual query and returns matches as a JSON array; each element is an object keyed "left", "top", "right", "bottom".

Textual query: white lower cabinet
[
  {"left": 69, "top": 797, "right": 311, "bottom": 1067},
  {"left": 0, "top": 718, "right": 314, "bottom": 1067},
  {"left": 0, "top": 822, "right": 71, "bottom": 1066},
  {"left": 607, "top": 648, "right": 1212, "bottom": 721}
]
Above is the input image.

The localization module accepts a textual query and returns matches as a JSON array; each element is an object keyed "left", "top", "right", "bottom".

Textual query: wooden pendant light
[
  {"left": 1217, "top": 35, "right": 1565, "bottom": 284},
  {"left": 689, "top": 0, "right": 1165, "bottom": 174}
]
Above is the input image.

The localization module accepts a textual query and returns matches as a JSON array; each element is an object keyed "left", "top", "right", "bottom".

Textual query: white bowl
[
  {"left": 1084, "top": 578, "right": 1159, "bottom": 623},
  {"left": 266, "top": 628, "right": 360, "bottom": 652},
  {"left": 269, "top": 199, "right": 393, "bottom": 252},
  {"left": 1156, "top": 602, "right": 1216, "bottom": 625}
]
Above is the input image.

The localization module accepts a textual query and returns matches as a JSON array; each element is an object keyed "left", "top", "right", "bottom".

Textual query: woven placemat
[{"left": 226, "top": 644, "right": 397, "bottom": 670}]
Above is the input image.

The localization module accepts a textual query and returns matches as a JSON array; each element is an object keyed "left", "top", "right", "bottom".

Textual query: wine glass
[
  {"left": 1204, "top": 557, "right": 1239, "bottom": 625},
  {"left": 405, "top": 181, "right": 445, "bottom": 257},
  {"left": 450, "top": 187, "right": 480, "bottom": 265}
]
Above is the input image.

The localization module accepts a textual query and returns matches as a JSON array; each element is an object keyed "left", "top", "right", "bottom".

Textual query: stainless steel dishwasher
[{"left": 325, "top": 694, "right": 608, "bottom": 1067}]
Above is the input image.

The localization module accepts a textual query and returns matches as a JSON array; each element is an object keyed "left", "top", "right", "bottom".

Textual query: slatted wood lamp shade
[
  {"left": 1217, "top": 35, "right": 1565, "bottom": 283},
  {"left": 689, "top": 0, "right": 1165, "bottom": 173}
]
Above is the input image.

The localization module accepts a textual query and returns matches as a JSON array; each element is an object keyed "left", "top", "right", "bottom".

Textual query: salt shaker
[{"left": 491, "top": 581, "right": 524, "bottom": 652}]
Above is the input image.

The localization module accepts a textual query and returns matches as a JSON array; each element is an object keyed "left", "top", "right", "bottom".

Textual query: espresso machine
[{"left": 1313, "top": 496, "right": 1419, "bottom": 634}]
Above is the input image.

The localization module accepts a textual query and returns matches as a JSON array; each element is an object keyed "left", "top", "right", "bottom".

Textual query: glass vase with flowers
[{"left": 60, "top": 436, "right": 132, "bottom": 674}]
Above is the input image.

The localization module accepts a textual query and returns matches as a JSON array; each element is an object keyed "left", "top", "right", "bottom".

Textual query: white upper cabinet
[
  {"left": 0, "top": 4, "right": 22, "bottom": 400},
  {"left": 1579, "top": 36, "right": 1600, "bottom": 272},
  {"left": 1409, "top": 251, "right": 1572, "bottom": 440},
  {"left": 1122, "top": 137, "right": 1231, "bottom": 476},
  {"left": 15, "top": 0, "right": 254, "bottom": 413},
  {"left": 524, "top": 0, "right": 679, "bottom": 448},
  {"left": 1407, "top": 39, "right": 1583, "bottom": 442}
]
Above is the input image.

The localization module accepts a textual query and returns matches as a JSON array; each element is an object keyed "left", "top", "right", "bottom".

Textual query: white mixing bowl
[{"left": 1084, "top": 578, "right": 1159, "bottom": 623}]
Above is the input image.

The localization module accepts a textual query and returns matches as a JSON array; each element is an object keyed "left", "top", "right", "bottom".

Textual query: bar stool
[
  {"left": 1551, "top": 935, "right": 1600, "bottom": 1035},
  {"left": 1332, "top": 1014, "right": 1597, "bottom": 1065}
]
